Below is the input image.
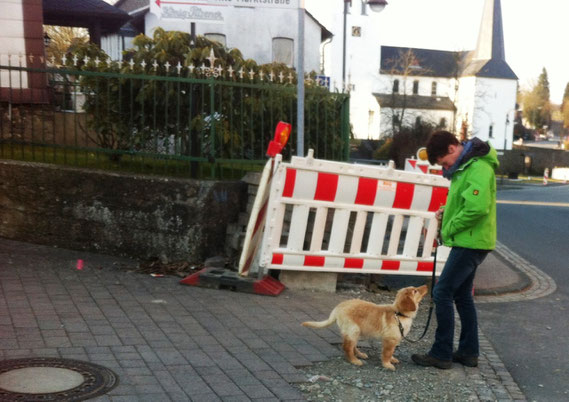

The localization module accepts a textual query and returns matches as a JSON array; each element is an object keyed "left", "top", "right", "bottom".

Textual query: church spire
[{"left": 474, "top": 0, "right": 505, "bottom": 61}]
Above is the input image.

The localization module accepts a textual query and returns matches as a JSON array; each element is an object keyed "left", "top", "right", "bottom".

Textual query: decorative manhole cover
[{"left": 0, "top": 358, "right": 118, "bottom": 401}]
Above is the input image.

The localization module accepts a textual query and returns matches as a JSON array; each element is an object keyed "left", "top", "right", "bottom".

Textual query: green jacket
[{"left": 441, "top": 143, "right": 498, "bottom": 250}]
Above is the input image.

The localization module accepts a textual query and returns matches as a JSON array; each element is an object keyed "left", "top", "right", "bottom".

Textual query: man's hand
[
  {"left": 435, "top": 207, "right": 444, "bottom": 245},
  {"left": 435, "top": 207, "right": 444, "bottom": 226}
]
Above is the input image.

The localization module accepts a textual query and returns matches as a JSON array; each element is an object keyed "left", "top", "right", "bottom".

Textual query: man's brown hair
[{"left": 426, "top": 130, "right": 460, "bottom": 165}]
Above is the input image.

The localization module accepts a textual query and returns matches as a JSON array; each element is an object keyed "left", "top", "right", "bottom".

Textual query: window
[
  {"left": 413, "top": 80, "right": 419, "bottom": 95},
  {"left": 368, "top": 110, "right": 374, "bottom": 138},
  {"left": 392, "top": 115, "right": 400, "bottom": 125},
  {"left": 415, "top": 116, "right": 421, "bottom": 127},
  {"left": 204, "top": 33, "right": 226, "bottom": 46},
  {"left": 393, "top": 79, "right": 399, "bottom": 94},
  {"left": 489, "top": 124, "right": 494, "bottom": 138},
  {"left": 272, "top": 37, "right": 294, "bottom": 66},
  {"left": 431, "top": 81, "right": 437, "bottom": 96},
  {"left": 439, "top": 117, "right": 447, "bottom": 128}
]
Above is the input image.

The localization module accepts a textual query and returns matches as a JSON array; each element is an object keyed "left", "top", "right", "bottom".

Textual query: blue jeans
[{"left": 429, "top": 247, "right": 489, "bottom": 361}]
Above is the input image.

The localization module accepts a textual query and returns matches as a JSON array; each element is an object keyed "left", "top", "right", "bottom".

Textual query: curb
[
  {"left": 474, "top": 249, "right": 532, "bottom": 296},
  {"left": 476, "top": 241, "right": 557, "bottom": 303},
  {"left": 470, "top": 240, "right": 557, "bottom": 401}
]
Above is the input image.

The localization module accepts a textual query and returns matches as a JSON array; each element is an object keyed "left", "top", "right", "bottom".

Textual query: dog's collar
[{"left": 395, "top": 312, "right": 410, "bottom": 338}]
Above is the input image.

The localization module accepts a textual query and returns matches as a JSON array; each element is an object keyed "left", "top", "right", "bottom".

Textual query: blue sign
[{"left": 316, "top": 75, "right": 330, "bottom": 89}]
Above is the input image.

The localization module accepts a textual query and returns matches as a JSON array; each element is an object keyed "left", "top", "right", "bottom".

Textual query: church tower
[
  {"left": 457, "top": 0, "right": 517, "bottom": 150},
  {"left": 469, "top": 0, "right": 517, "bottom": 79}
]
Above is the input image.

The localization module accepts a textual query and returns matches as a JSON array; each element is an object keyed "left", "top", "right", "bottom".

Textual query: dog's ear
[{"left": 399, "top": 293, "right": 417, "bottom": 312}]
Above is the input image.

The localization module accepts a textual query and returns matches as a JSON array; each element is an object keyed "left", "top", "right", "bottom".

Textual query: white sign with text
[{"left": 150, "top": 0, "right": 299, "bottom": 23}]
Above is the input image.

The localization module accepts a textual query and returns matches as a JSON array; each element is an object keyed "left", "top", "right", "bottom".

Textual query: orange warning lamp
[
  {"left": 266, "top": 121, "right": 292, "bottom": 157},
  {"left": 417, "top": 147, "right": 428, "bottom": 161}
]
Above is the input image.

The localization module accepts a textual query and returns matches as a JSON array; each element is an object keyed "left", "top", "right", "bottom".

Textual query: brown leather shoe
[
  {"left": 411, "top": 353, "right": 452, "bottom": 369},
  {"left": 452, "top": 352, "right": 478, "bottom": 367}
]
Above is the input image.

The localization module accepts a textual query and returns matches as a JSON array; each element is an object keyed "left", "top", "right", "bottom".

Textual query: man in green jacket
[{"left": 412, "top": 130, "right": 498, "bottom": 369}]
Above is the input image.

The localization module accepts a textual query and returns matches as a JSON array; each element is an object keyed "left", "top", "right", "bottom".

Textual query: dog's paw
[
  {"left": 356, "top": 351, "right": 368, "bottom": 359},
  {"left": 350, "top": 359, "right": 364, "bottom": 366},
  {"left": 390, "top": 357, "right": 400, "bottom": 364},
  {"left": 382, "top": 362, "right": 396, "bottom": 371}
]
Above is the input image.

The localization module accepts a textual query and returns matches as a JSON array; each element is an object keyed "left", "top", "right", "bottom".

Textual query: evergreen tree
[
  {"left": 562, "top": 82, "right": 569, "bottom": 130},
  {"left": 522, "top": 67, "right": 551, "bottom": 130},
  {"left": 563, "top": 82, "right": 569, "bottom": 102},
  {"left": 535, "top": 67, "right": 550, "bottom": 102}
]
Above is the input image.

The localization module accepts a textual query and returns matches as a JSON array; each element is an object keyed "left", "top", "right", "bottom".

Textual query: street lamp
[
  {"left": 503, "top": 109, "right": 516, "bottom": 151},
  {"left": 500, "top": 109, "right": 515, "bottom": 184},
  {"left": 503, "top": 112, "right": 509, "bottom": 152},
  {"left": 342, "top": 0, "right": 388, "bottom": 91},
  {"left": 367, "top": 0, "right": 388, "bottom": 12}
]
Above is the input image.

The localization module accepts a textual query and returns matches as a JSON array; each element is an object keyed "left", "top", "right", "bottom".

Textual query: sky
[{"left": 306, "top": 0, "right": 569, "bottom": 105}]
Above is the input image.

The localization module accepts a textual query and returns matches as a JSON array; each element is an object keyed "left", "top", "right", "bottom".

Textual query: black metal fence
[{"left": 0, "top": 57, "right": 350, "bottom": 179}]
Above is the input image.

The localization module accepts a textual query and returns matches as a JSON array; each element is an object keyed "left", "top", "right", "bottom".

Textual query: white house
[
  {"left": 312, "top": 0, "right": 518, "bottom": 151},
  {"left": 103, "top": 0, "right": 331, "bottom": 74},
  {"left": 306, "top": 0, "right": 387, "bottom": 140}
]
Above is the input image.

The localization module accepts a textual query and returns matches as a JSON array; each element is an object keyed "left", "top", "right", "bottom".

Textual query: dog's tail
[{"left": 301, "top": 310, "right": 337, "bottom": 329}]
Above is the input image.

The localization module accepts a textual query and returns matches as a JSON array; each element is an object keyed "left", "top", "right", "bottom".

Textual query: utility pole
[{"left": 296, "top": 0, "right": 305, "bottom": 156}]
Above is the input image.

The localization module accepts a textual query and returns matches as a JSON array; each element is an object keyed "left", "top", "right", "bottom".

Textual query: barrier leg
[{"left": 180, "top": 268, "right": 285, "bottom": 296}]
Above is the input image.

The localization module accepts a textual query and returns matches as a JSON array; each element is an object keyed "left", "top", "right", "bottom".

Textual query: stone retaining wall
[
  {"left": 0, "top": 160, "right": 247, "bottom": 262},
  {"left": 501, "top": 146, "right": 569, "bottom": 176}
]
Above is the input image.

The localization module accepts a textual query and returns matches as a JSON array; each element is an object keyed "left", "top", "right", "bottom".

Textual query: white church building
[{"left": 319, "top": 0, "right": 518, "bottom": 151}]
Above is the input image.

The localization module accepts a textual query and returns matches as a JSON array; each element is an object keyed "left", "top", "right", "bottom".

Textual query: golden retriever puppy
[{"left": 302, "top": 285, "right": 428, "bottom": 370}]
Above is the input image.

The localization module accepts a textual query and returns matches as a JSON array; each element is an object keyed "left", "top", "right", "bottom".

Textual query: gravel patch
[{"left": 293, "top": 285, "right": 482, "bottom": 401}]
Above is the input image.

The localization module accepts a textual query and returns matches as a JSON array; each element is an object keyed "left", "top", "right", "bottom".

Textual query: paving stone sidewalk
[{"left": 0, "top": 239, "right": 524, "bottom": 401}]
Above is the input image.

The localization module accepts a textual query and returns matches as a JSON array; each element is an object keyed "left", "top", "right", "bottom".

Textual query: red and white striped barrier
[
  {"left": 238, "top": 155, "right": 280, "bottom": 276},
  {"left": 238, "top": 122, "right": 291, "bottom": 277},
  {"left": 249, "top": 150, "right": 450, "bottom": 277},
  {"left": 405, "top": 158, "right": 443, "bottom": 176}
]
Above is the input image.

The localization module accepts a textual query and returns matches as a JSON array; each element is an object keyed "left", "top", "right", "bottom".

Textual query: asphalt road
[{"left": 478, "top": 183, "right": 569, "bottom": 401}]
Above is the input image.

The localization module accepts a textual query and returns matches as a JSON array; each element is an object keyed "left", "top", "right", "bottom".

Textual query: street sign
[
  {"left": 316, "top": 75, "right": 330, "bottom": 89},
  {"left": 151, "top": 0, "right": 299, "bottom": 22}
]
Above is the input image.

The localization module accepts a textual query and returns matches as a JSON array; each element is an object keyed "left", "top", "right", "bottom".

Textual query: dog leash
[{"left": 396, "top": 238, "right": 438, "bottom": 343}]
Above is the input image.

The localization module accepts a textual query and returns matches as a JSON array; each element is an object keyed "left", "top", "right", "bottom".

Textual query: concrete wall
[
  {"left": 471, "top": 77, "right": 517, "bottom": 151},
  {"left": 0, "top": 160, "right": 247, "bottom": 262}
]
